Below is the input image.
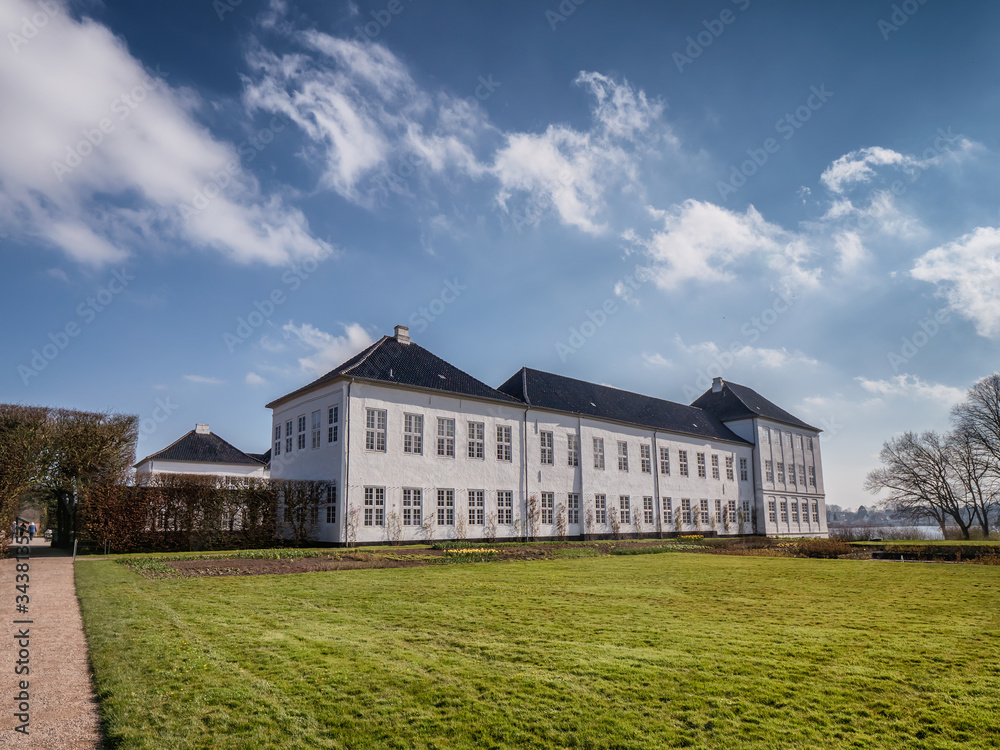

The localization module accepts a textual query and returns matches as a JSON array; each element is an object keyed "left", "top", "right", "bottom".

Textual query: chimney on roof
[
  {"left": 394, "top": 325, "right": 410, "bottom": 345},
  {"left": 712, "top": 377, "right": 724, "bottom": 393},
  {"left": 195, "top": 423, "right": 211, "bottom": 434}
]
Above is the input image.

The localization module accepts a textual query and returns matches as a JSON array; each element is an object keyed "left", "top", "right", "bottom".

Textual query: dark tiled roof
[
  {"left": 247, "top": 449, "right": 271, "bottom": 466},
  {"left": 691, "top": 381, "right": 818, "bottom": 431},
  {"left": 267, "top": 336, "right": 522, "bottom": 408},
  {"left": 497, "top": 368, "right": 750, "bottom": 444},
  {"left": 136, "top": 430, "right": 265, "bottom": 467}
]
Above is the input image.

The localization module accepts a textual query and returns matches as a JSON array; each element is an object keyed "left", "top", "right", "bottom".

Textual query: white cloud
[
  {"left": 833, "top": 231, "right": 870, "bottom": 273},
  {"left": 675, "top": 337, "right": 819, "bottom": 369},
  {"left": 184, "top": 375, "right": 226, "bottom": 385},
  {"left": 821, "top": 191, "right": 924, "bottom": 240},
  {"left": 626, "top": 200, "right": 820, "bottom": 290},
  {"left": 910, "top": 226, "right": 1000, "bottom": 338},
  {"left": 820, "top": 147, "right": 914, "bottom": 194},
  {"left": 245, "top": 372, "right": 267, "bottom": 386},
  {"left": 0, "top": 0, "right": 330, "bottom": 266},
  {"left": 283, "top": 321, "right": 374, "bottom": 376},
  {"left": 573, "top": 71, "right": 667, "bottom": 143},
  {"left": 856, "top": 374, "right": 965, "bottom": 404},
  {"left": 641, "top": 352, "right": 672, "bottom": 369}
]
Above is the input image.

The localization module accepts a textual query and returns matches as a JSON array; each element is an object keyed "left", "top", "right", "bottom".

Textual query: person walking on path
[{"left": 28, "top": 522, "right": 37, "bottom": 541}]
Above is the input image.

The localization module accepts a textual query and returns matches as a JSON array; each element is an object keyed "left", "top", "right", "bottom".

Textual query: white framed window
[
  {"left": 777, "top": 462, "right": 785, "bottom": 484},
  {"left": 311, "top": 410, "right": 322, "bottom": 449},
  {"left": 739, "top": 457, "right": 748, "bottom": 481},
  {"left": 662, "top": 497, "right": 673, "bottom": 525},
  {"left": 809, "top": 466, "right": 816, "bottom": 487},
  {"left": 540, "top": 431, "right": 554, "bottom": 465},
  {"left": 437, "top": 418, "right": 455, "bottom": 458},
  {"left": 404, "top": 414, "right": 423, "bottom": 455},
  {"left": 725, "top": 456, "right": 734, "bottom": 481},
  {"left": 780, "top": 501, "right": 788, "bottom": 523},
  {"left": 568, "top": 493, "right": 580, "bottom": 524},
  {"left": 711, "top": 454, "right": 720, "bottom": 479},
  {"left": 326, "top": 484, "right": 337, "bottom": 525},
  {"left": 437, "top": 489, "right": 455, "bottom": 525},
  {"left": 297, "top": 414, "right": 306, "bottom": 450},
  {"left": 796, "top": 434, "right": 803, "bottom": 450},
  {"left": 468, "top": 490, "right": 485, "bottom": 525},
  {"left": 567, "top": 434, "right": 580, "bottom": 467},
  {"left": 768, "top": 499, "right": 777, "bottom": 523},
  {"left": 328, "top": 405, "right": 339, "bottom": 443},
  {"left": 697, "top": 453, "right": 706, "bottom": 478},
  {"left": 402, "top": 488, "right": 422, "bottom": 526},
  {"left": 785, "top": 432, "right": 793, "bottom": 447},
  {"left": 274, "top": 425, "right": 281, "bottom": 457},
  {"left": 679, "top": 450, "right": 689, "bottom": 477},
  {"left": 727, "top": 499, "right": 737, "bottom": 523},
  {"left": 714, "top": 499, "right": 722, "bottom": 523},
  {"left": 806, "top": 437, "right": 814, "bottom": 451},
  {"left": 365, "top": 409, "right": 387, "bottom": 452},
  {"left": 699, "top": 499, "right": 710, "bottom": 525},
  {"left": 541, "top": 492, "right": 554, "bottom": 524},
  {"left": 640, "top": 444, "right": 651, "bottom": 474},
  {"left": 643, "top": 496, "right": 654, "bottom": 525},
  {"left": 789, "top": 465, "right": 797, "bottom": 485},
  {"left": 681, "top": 498, "right": 692, "bottom": 524},
  {"left": 285, "top": 420, "right": 292, "bottom": 454},
  {"left": 791, "top": 501, "right": 799, "bottom": 523},
  {"left": 619, "top": 496, "right": 631, "bottom": 525},
  {"left": 617, "top": 441, "right": 629, "bottom": 472},
  {"left": 595, "top": 494, "right": 607, "bottom": 524},
  {"left": 812, "top": 502, "right": 820, "bottom": 522},
  {"left": 798, "top": 464, "right": 806, "bottom": 486},
  {"left": 326, "top": 503, "right": 336, "bottom": 525},
  {"left": 594, "top": 438, "right": 606, "bottom": 470},
  {"left": 497, "top": 425, "right": 512, "bottom": 462},
  {"left": 498, "top": 491, "right": 513, "bottom": 525},
  {"left": 765, "top": 460, "right": 774, "bottom": 482},
  {"left": 659, "top": 446, "right": 670, "bottom": 475},
  {"left": 468, "top": 422, "right": 485, "bottom": 460},
  {"left": 364, "top": 487, "right": 385, "bottom": 526}
]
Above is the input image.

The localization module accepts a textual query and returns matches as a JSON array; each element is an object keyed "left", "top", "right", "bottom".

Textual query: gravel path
[{"left": 0, "top": 539, "right": 103, "bottom": 749}]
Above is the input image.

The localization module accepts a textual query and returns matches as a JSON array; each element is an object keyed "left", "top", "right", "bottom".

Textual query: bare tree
[
  {"left": 952, "top": 374, "right": 1000, "bottom": 535},
  {"left": 555, "top": 502, "right": 567, "bottom": 539},
  {"left": 420, "top": 512, "right": 435, "bottom": 541},
  {"left": 386, "top": 510, "right": 403, "bottom": 545},
  {"left": 483, "top": 511, "right": 498, "bottom": 543},
  {"left": 526, "top": 494, "right": 539, "bottom": 540}
]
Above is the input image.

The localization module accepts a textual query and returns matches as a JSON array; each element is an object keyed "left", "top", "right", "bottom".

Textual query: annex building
[{"left": 266, "top": 326, "right": 827, "bottom": 543}]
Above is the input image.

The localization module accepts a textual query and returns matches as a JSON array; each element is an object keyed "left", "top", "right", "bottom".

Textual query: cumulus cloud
[
  {"left": 246, "top": 372, "right": 267, "bottom": 386},
  {"left": 283, "top": 321, "right": 374, "bottom": 376},
  {"left": 820, "top": 147, "right": 915, "bottom": 194},
  {"left": 183, "top": 374, "right": 226, "bottom": 385},
  {"left": 624, "top": 200, "right": 820, "bottom": 290},
  {"left": 0, "top": 0, "right": 330, "bottom": 266},
  {"left": 856, "top": 374, "right": 965, "bottom": 404},
  {"left": 674, "top": 337, "right": 819, "bottom": 369},
  {"left": 910, "top": 226, "right": 1000, "bottom": 338},
  {"left": 833, "top": 231, "right": 870, "bottom": 273}
]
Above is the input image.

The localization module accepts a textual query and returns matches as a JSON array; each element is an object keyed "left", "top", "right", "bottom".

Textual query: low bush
[{"left": 793, "top": 539, "right": 852, "bottom": 558}]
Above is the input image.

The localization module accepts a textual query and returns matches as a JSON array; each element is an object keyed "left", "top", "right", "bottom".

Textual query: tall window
[
  {"left": 619, "top": 496, "right": 631, "bottom": 525},
  {"left": 497, "top": 491, "right": 513, "bottom": 525},
  {"left": 768, "top": 499, "right": 776, "bottom": 522},
  {"left": 404, "top": 414, "right": 423, "bottom": 455},
  {"left": 640, "top": 445, "right": 651, "bottom": 474},
  {"left": 789, "top": 464, "right": 797, "bottom": 485},
  {"left": 326, "top": 484, "right": 337, "bottom": 524},
  {"left": 541, "top": 492, "right": 554, "bottom": 524},
  {"left": 812, "top": 502, "right": 820, "bottom": 522},
  {"left": 274, "top": 425, "right": 281, "bottom": 457},
  {"left": 468, "top": 422, "right": 485, "bottom": 459},
  {"left": 700, "top": 499, "right": 710, "bottom": 525},
  {"left": 326, "top": 502, "right": 336, "bottom": 525},
  {"left": 311, "top": 410, "right": 321, "bottom": 449},
  {"left": 780, "top": 501, "right": 788, "bottom": 523},
  {"left": 617, "top": 441, "right": 629, "bottom": 472},
  {"left": 739, "top": 457, "right": 748, "bottom": 481},
  {"left": 697, "top": 453, "right": 706, "bottom": 478},
  {"left": 725, "top": 456, "right": 734, "bottom": 481},
  {"left": 681, "top": 498, "right": 692, "bottom": 524},
  {"left": 679, "top": 450, "right": 689, "bottom": 477},
  {"left": 497, "top": 425, "right": 512, "bottom": 462},
  {"left": 468, "top": 490, "right": 485, "bottom": 525},
  {"left": 809, "top": 466, "right": 816, "bottom": 487},
  {"left": 714, "top": 499, "right": 722, "bottom": 523},
  {"left": 777, "top": 462, "right": 785, "bottom": 484},
  {"left": 285, "top": 420, "right": 292, "bottom": 454},
  {"left": 363, "top": 487, "right": 385, "bottom": 526},
  {"left": 402, "top": 488, "right": 422, "bottom": 526},
  {"left": 806, "top": 437, "right": 814, "bottom": 451},
  {"left": 365, "top": 409, "right": 387, "bottom": 452},
  {"left": 567, "top": 434, "right": 580, "bottom": 467},
  {"left": 540, "top": 431, "right": 554, "bottom": 465},
  {"left": 709, "top": 454, "right": 719, "bottom": 479},
  {"left": 791, "top": 501, "right": 799, "bottom": 523},
  {"left": 659, "top": 446, "right": 670, "bottom": 475},
  {"left": 595, "top": 494, "right": 607, "bottom": 524},
  {"left": 328, "top": 405, "right": 339, "bottom": 443},
  {"left": 437, "top": 418, "right": 455, "bottom": 458},
  {"left": 662, "top": 497, "right": 673, "bottom": 525},
  {"left": 727, "top": 500, "right": 737, "bottom": 523},
  {"left": 765, "top": 460, "right": 774, "bottom": 482},
  {"left": 297, "top": 415, "right": 306, "bottom": 450},
  {"left": 643, "top": 496, "right": 654, "bottom": 525},
  {"left": 760, "top": 427, "right": 770, "bottom": 444},
  {"left": 567, "top": 494, "right": 580, "bottom": 524},
  {"left": 799, "top": 464, "right": 807, "bottom": 486},
  {"left": 437, "top": 489, "right": 455, "bottom": 525},
  {"left": 784, "top": 432, "right": 793, "bottom": 447},
  {"left": 594, "top": 438, "right": 605, "bottom": 470}
]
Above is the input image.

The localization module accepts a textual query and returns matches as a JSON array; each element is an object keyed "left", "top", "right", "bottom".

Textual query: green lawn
[{"left": 76, "top": 554, "right": 1000, "bottom": 749}]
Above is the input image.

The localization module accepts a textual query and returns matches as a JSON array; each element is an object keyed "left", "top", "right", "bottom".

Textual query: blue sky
[{"left": 3, "top": 0, "right": 1000, "bottom": 508}]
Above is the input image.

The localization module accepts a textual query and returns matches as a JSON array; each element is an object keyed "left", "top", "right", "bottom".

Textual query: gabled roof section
[
  {"left": 267, "top": 335, "right": 523, "bottom": 409},
  {"left": 246, "top": 449, "right": 272, "bottom": 467},
  {"left": 691, "top": 380, "right": 819, "bottom": 431},
  {"left": 135, "top": 430, "right": 265, "bottom": 467},
  {"left": 497, "top": 368, "right": 750, "bottom": 444}
]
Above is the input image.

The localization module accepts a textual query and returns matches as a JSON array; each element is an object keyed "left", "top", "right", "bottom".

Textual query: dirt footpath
[{"left": 0, "top": 539, "right": 103, "bottom": 749}]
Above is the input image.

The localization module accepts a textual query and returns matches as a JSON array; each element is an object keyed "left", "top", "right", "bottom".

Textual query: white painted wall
[{"left": 135, "top": 459, "right": 267, "bottom": 478}]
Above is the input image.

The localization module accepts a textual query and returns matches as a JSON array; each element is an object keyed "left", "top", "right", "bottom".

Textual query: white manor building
[{"left": 266, "top": 325, "right": 827, "bottom": 544}]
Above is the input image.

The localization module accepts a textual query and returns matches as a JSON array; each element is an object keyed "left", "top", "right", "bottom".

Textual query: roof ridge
[
  {"left": 140, "top": 429, "right": 196, "bottom": 463},
  {"left": 340, "top": 336, "right": 388, "bottom": 376}
]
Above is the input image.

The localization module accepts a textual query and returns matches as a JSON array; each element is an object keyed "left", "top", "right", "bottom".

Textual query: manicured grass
[{"left": 76, "top": 554, "right": 1000, "bottom": 749}]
